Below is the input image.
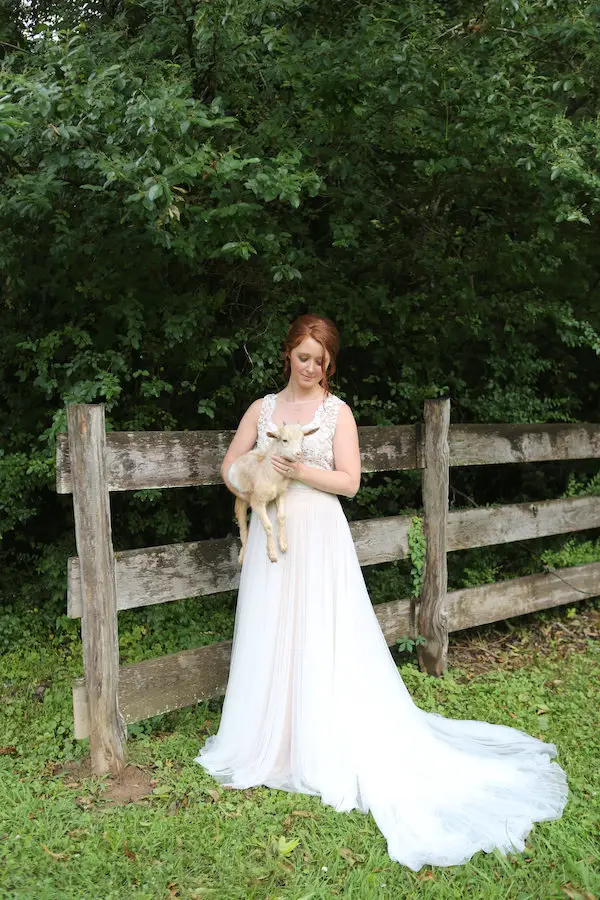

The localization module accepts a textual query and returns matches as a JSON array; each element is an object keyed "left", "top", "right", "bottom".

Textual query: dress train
[{"left": 195, "top": 484, "right": 568, "bottom": 870}]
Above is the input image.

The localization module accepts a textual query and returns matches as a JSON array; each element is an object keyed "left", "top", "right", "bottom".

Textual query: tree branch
[{"left": 492, "top": 26, "right": 577, "bottom": 71}]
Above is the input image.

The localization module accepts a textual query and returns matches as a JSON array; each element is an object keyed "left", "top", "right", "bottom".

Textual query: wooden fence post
[
  {"left": 67, "top": 403, "right": 126, "bottom": 776},
  {"left": 417, "top": 398, "right": 451, "bottom": 676}
]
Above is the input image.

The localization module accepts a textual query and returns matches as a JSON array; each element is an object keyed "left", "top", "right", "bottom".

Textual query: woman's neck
[{"left": 280, "top": 381, "right": 325, "bottom": 404}]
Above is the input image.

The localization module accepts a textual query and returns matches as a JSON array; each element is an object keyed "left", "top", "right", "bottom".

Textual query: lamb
[{"left": 227, "top": 422, "right": 319, "bottom": 564}]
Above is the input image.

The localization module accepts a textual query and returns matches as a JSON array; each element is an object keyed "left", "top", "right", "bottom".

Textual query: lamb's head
[{"left": 265, "top": 422, "right": 319, "bottom": 461}]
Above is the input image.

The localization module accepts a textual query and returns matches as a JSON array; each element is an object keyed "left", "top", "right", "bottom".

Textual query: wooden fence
[{"left": 57, "top": 400, "right": 600, "bottom": 775}]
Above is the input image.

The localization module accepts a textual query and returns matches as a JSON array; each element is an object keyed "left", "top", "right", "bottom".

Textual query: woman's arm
[
  {"left": 220, "top": 398, "right": 263, "bottom": 500},
  {"left": 271, "top": 403, "right": 361, "bottom": 498}
]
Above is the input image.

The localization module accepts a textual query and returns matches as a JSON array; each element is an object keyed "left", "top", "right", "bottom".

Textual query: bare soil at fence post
[
  {"left": 53, "top": 757, "right": 156, "bottom": 805},
  {"left": 447, "top": 603, "right": 599, "bottom": 676}
]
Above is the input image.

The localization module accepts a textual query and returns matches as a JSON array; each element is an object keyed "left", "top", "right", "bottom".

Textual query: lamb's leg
[
  {"left": 254, "top": 502, "right": 278, "bottom": 563},
  {"left": 275, "top": 492, "right": 287, "bottom": 553},
  {"left": 234, "top": 496, "right": 249, "bottom": 566}
]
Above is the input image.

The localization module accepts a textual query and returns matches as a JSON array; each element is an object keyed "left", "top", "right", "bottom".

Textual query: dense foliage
[{"left": 2, "top": 0, "right": 600, "bottom": 611}]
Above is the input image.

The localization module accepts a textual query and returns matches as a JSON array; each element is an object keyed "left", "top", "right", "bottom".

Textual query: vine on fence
[
  {"left": 407, "top": 515, "right": 426, "bottom": 599},
  {"left": 397, "top": 515, "right": 427, "bottom": 657}
]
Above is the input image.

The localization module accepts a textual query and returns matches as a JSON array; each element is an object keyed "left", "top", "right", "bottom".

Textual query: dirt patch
[
  {"left": 447, "top": 601, "right": 600, "bottom": 676},
  {"left": 54, "top": 758, "right": 156, "bottom": 805}
]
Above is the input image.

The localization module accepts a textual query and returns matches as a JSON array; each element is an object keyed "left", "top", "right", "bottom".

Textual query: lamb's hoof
[
  {"left": 238, "top": 548, "right": 245, "bottom": 566},
  {"left": 279, "top": 540, "right": 288, "bottom": 553},
  {"left": 268, "top": 551, "right": 278, "bottom": 563}
]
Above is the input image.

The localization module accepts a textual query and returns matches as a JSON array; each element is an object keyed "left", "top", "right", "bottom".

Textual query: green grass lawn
[{"left": 1, "top": 603, "right": 599, "bottom": 900}]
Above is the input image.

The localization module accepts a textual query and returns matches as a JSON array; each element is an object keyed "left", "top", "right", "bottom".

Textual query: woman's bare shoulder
[
  {"left": 326, "top": 393, "right": 353, "bottom": 415},
  {"left": 237, "top": 396, "right": 264, "bottom": 426}
]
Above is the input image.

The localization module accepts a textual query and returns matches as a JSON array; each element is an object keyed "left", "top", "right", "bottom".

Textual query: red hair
[{"left": 282, "top": 314, "right": 340, "bottom": 394}]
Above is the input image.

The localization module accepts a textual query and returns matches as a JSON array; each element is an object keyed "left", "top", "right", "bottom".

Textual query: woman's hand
[{"left": 271, "top": 455, "right": 304, "bottom": 480}]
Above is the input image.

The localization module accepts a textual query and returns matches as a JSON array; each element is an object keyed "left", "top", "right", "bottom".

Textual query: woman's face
[{"left": 288, "top": 337, "right": 329, "bottom": 387}]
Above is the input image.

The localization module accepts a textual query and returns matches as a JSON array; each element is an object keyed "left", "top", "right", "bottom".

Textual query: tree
[{"left": 2, "top": 0, "right": 600, "bottom": 610}]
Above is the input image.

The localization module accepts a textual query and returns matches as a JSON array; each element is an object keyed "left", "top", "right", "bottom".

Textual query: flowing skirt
[{"left": 194, "top": 484, "right": 568, "bottom": 870}]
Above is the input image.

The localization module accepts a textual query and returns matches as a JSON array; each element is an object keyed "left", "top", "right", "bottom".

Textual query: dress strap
[
  {"left": 257, "top": 394, "right": 277, "bottom": 442},
  {"left": 320, "top": 393, "right": 345, "bottom": 434}
]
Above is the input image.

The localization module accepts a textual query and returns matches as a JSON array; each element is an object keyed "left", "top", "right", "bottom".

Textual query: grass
[{"left": 1, "top": 603, "right": 599, "bottom": 900}]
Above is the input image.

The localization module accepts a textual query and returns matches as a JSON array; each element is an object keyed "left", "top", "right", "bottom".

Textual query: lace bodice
[{"left": 256, "top": 392, "right": 346, "bottom": 471}]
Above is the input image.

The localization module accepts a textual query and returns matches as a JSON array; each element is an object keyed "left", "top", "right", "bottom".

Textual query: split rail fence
[{"left": 57, "top": 400, "right": 600, "bottom": 775}]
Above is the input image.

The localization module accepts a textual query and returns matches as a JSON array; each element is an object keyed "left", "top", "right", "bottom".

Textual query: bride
[{"left": 194, "top": 313, "right": 568, "bottom": 870}]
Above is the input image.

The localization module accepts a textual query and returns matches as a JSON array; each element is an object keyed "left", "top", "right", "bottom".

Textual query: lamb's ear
[
  {"left": 266, "top": 430, "right": 277, "bottom": 439},
  {"left": 303, "top": 426, "right": 320, "bottom": 436}
]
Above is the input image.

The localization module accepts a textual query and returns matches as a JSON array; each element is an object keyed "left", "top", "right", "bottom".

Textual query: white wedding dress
[{"left": 194, "top": 392, "right": 568, "bottom": 870}]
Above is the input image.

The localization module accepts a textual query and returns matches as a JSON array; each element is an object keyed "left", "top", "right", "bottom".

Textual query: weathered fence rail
[
  {"left": 56, "top": 421, "right": 600, "bottom": 493},
  {"left": 57, "top": 401, "right": 600, "bottom": 774}
]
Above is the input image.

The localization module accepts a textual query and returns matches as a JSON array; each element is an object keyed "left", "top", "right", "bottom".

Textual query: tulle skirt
[{"left": 194, "top": 483, "right": 568, "bottom": 870}]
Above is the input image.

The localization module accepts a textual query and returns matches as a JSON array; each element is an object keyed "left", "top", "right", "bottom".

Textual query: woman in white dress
[{"left": 194, "top": 314, "right": 568, "bottom": 870}]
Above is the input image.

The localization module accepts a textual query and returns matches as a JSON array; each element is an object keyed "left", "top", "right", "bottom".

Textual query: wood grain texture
[
  {"left": 449, "top": 423, "right": 600, "bottom": 466},
  {"left": 418, "top": 399, "right": 451, "bottom": 676},
  {"left": 358, "top": 425, "right": 419, "bottom": 472},
  {"left": 57, "top": 429, "right": 234, "bottom": 494},
  {"left": 67, "top": 514, "right": 414, "bottom": 618},
  {"left": 56, "top": 425, "right": 419, "bottom": 494},
  {"left": 446, "top": 494, "right": 600, "bottom": 551},
  {"left": 446, "top": 561, "right": 600, "bottom": 631},
  {"left": 66, "top": 494, "right": 600, "bottom": 618},
  {"left": 71, "top": 558, "right": 600, "bottom": 738},
  {"left": 57, "top": 420, "right": 600, "bottom": 495},
  {"left": 374, "top": 597, "right": 412, "bottom": 645},
  {"left": 68, "top": 538, "right": 240, "bottom": 617},
  {"left": 72, "top": 641, "right": 233, "bottom": 739},
  {"left": 67, "top": 404, "right": 126, "bottom": 775}
]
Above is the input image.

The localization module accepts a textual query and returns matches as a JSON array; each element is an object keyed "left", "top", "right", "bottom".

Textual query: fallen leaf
[
  {"left": 123, "top": 841, "right": 136, "bottom": 860},
  {"left": 0, "top": 747, "right": 18, "bottom": 756},
  {"left": 41, "top": 844, "right": 69, "bottom": 861},
  {"left": 562, "top": 884, "right": 595, "bottom": 900},
  {"left": 152, "top": 784, "right": 173, "bottom": 797},
  {"left": 277, "top": 835, "right": 300, "bottom": 856},
  {"left": 206, "top": 789, "right": 220, "bottom": 803},
  {"left": 291, "top": 810, "right": 314, "bottom": 818}
]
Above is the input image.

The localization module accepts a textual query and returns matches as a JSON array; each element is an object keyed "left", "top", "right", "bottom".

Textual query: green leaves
[
  {"left": 407, "top": 517, "right": 426, "bottom": 599},
  {"left": 220, "top": 240, "right": 257, "bottom": 260},
  {"left": 277, "top": 835, "right": 300, "bottom": 856},
  {"left": 244, "top": 161, "right": 322, "bottom": 208},
  {"left": 3, "top": 0, "right": 600, "bottom": 614},
  {"left": 396, "top": 634, "right": 427, "bottom": 655},
  {"left": 146, "top": 181, "right": 163, "bottom": 203}
]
